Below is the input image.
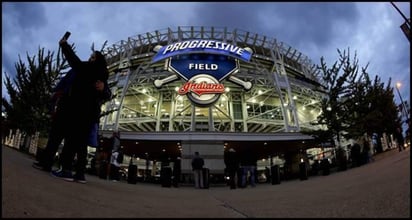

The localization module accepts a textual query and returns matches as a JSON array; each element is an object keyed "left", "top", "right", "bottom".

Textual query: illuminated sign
[
  {"left": 152, "top": 40, "right": 252, "bottom": 63},
  {"left": 152, "top": 40, "right": 253, "bottom": 107},
  {"left": 168, "top": 54, "right": 238, "bottom": 81}
]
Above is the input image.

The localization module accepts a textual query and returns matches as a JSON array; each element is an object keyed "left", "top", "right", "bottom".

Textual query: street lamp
[
  {"left": 395, "top": 82, "right": 409, "bottom": 123},
  {"left": 390, "top": 2, "right": 411, "bottom": 42},
  {"left": 390, "top": 2, "right": 410, "bottom": 25}
]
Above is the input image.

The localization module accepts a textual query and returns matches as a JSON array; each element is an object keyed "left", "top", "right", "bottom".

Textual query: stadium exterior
[{"left": 97, "top": 26, "right": 329, "bottom": 181}]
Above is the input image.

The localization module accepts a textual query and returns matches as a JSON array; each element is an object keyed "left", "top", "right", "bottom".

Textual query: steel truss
[{"left": 100, "top": 26, "right": 327, "bottom": 133}]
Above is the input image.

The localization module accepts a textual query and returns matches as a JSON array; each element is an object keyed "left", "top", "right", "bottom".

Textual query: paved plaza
[{"left": 2, "top": 145, "right": 410, "bottom": 218}]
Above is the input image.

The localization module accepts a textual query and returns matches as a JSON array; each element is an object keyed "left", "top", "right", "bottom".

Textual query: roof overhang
[{"left": 101, "top": 131, "right": 314, "bottom": 142}]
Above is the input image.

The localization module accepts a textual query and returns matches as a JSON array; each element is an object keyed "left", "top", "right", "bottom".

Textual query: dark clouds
[
  {"left": 1, "top": 2, "right": 410, "bottom": 104},
  {"left": 191, "top": 3, "right": 264, "bottom": 31},
  {"left": 2, "top": 3, "right": 47, "bottom": 35},
  {"left": 192, "top": 2, "right": 359, "bottom": 56},
  {"left": 2, "top": 3, "right": 48, "bottom": 82}
]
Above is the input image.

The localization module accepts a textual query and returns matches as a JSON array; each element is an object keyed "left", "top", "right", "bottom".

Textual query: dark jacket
[
  {"left": 224, "top": 150, "right": 239, "bottom": 171},
  {"left": 60, "top": 42, "right": 109, "bottom": 123},
  {"left": 241, "top": 148, "right": 257, "bottom": 166},
  {"left": 191, "top": 156, "right": 204, "bottom": 170},
  {"left": 50, "top": 69, "right": 111, "bottom": 119}
]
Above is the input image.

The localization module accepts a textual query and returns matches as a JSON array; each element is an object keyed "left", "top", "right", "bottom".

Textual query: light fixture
[{"left": 153, "top": 45, "right": 163, "bottom": 52}]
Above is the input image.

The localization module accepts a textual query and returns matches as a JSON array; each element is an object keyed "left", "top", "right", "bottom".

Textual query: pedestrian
[
  {"left": 96, "top": 145, "right": 110, "bottom": 179},
  {"left": 106, "top": 131, "right": 121, "bottom": 178},
  {"left": 224, "top": 148, "right": 239, "bottom": 189},
  {"left": 159, "top": 149, "right": 172, "bottom": 187},
  {"left": 172, "top": 157, "right": 181, "bottom": 187},
  {"left": 191, "top": 151, "right": 204, "bottom": 189},
  {"left": 311, "top": 159, "right": 320, "bottom": 175},
  {"left": 240, "top": 148, "right": 257, "bottom": 187},
  {"left": 109, "top": 146, "right": 123, "bottom": 182},
  {"left": 406, "top": 119, "right": 411, "bottom": 144},
  {"left": 351, "top": 143, "right": 361, "bottom": 167},
  {"left": 264, "top": 166, "right": 271, "bottom": 183},
  {"left": 320, "top": 156, "right": 330, "bottom": 175},
  {"left": 51, "top": 32, "right": 110, "bottom": 184},
  {"left": 395, "top": 126, "right": 405, "bottom": 152},
  {"left": 127, "top": 154, "right": 138, "bottom": 184},
  {"left": 160, "top": 149, "right": 170, "bottom": 168},
  {"left": 33, "top": 67, "right": 111, "bottom": 172},
  {"left": 363, "top": 139, "right": 374, "bottom": 163},
  {"left": 31, "top": 71, "right": 71, "bottom": 172},
  {"left": 336, "top": 147, "right": 348, "bottom": 170},
  {"left": 111, "top": 131, "right": 121, "bottom": 152}
]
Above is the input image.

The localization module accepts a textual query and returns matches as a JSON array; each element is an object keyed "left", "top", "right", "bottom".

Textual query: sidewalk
[{"left": 2, "top": 145, "right": 410, "bottom": 218}]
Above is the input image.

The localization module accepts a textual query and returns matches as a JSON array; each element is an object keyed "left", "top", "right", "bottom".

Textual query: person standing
[
  {"left": 395, "top": 126, "right": 405, "bottom": 152},
  {"left": 127, "top": 154, "right": 138, "bottom": 184},
  {"left": 106, "top": 131, "right": 120, "bottom": 178},
  {"left": 31, "top": 70, "right": 73, "bottom": 172},
  {"left": 109, "top": 147, "right": 123, "bottom": 182},
  {"left": 191, "top": 152, "right": 204, "bottom": 189},
  {"left": 351, "top": 143, "right": 361, "bottom": 167},
  {"left": 33, "top": 69, "right": 111, "bottom": 172},
  {"left": 224, "top": 148, "right": 240, "bottom": 189},
  {"left": 172, "top": 157, "right": 181, "bottom": 187},
  {"left": 159, "top": 149, "right": 172, "bottom": 187},
  {"left": 96, "top": 145, "right": 110, "bottom": 179},
  {"left": 111, "top": 131, "right": 121, "bottom": 152},
  {"left": 362, "top": 139, "right": 374, "bottom": 163},
  {"left": 264, "top": 166, "right": 271, "bottom": 183},
  {"left": 51, "top": 33, "right": 109, "bottom": 184},
  {"left": 241, "top": 148, "right": 257, "bottom": 187}
]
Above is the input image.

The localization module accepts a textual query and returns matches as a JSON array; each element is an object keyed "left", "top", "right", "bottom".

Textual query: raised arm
[{"left": 59, "top": 38, "right": 82, "bottom": 70}]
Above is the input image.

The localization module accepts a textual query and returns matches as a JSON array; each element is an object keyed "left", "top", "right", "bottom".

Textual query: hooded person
[
  {"left": 51, "top": 34, "right": 110, "bottom": 184},
  {"left": 33, "top": 67, "right": 111, "bottom": 173}
]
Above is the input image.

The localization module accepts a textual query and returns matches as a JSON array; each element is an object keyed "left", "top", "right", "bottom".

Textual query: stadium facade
[{"left": 97, "top": 26, "right": 328, "bottom": 181}]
